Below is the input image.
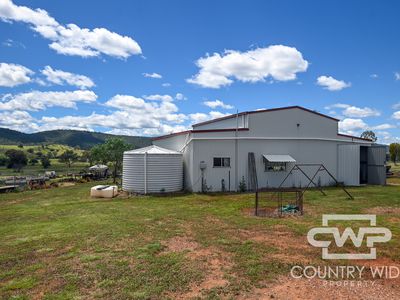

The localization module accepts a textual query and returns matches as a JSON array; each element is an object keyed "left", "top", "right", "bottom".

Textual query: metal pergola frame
[{"left": 255, "top": 163, "right": 353, "bottom": 216}]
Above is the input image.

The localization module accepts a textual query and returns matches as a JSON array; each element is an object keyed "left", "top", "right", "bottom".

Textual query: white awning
[{"left": 263, "top": 154, "right": 296, "bottom": 163}]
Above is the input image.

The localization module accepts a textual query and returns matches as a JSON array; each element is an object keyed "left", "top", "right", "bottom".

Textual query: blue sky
[{"left": 0, "top": 0, "right": 399, "bottom": 143}]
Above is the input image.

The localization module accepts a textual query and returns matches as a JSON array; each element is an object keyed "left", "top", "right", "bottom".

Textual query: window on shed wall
[
  {"left": 264, "top": 161, "right": 286, "bottom": 172},
  {"left": 213, "top": 157, "right": 230, "bottom": 167}
]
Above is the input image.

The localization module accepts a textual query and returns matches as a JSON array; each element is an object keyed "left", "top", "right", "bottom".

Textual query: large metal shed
[{"left": 122, "top": 145, "right": 183, "bottom": 194}]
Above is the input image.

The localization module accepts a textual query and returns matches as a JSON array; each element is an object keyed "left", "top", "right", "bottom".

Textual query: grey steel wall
[
  {"left": 153, "top": 133, "right": 193, "bottom": 191},
  {"left": 153, "top": 108, "right": 372, "bottom": 192},
  {"left": 191, "top": 139, "right": 344, "bottom": 192},
  {"left": 122, "top": 153, "right": 183, "bottom": 193},
  {"left": 367, "top": 146, "right": 386, "bottom": 185},
  {"left": 338, "top": 144, "right": 360, "bottom": 186}
]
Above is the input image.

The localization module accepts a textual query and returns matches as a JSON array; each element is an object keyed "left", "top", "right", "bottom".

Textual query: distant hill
[{"left": 0, "top": 128, "right": 152, "bottom": 149}]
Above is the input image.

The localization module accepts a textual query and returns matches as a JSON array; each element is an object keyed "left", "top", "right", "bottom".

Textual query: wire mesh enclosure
[{"left": 255, "top": 188, "right": 303, "bottom": 217}]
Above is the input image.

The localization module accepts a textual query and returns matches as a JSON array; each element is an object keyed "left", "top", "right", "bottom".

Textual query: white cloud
[
  {"left": 339, "top": 118, "right": 397, "bottom": 139},
  {"left": 105, "top": 94, "right": 146, "bottom": 110},
  {"left": 393, "top": 111, "right": 400, "bottom": 119},
  {"left": 41, "top": 66, "right": 94, "bottom": 89},
  {"left": 187, "top": 45, "right": 308, "bottom": 88},
  {"left": 376, "top": 131, "right": 400, "bottom": 144},
  {"left": 0, "top": 0, "right": 141, "bottom": 59},
  {"left": 107, "top": 124, "right": 189, "bottom": 136},
  {"left": 325, "top": 103, "right": 380, "bottom": 118},
  {"left": 189, "top": 111, "right": 231, "bottom": 124},
  {"left": 316, "top": 75, "right": 351, "bottom": 91},
  {"left": 339, "top": 118, "right": 367, "bottom": 133},
  {"left": 395, "top": 72, "right": 400, "bottom": 81},
  {"left": 143, "top": 72, "right": 162, "bottom": 79},
  {"left": 370, "top": 123, "right": 395, "bottom": 130},
  {"left": 105, "top": 94, "right": 186, "bottom": 124},
  {"left": 0, "top": 90, "right": 97, "bottom": 111},
  {"left": 342, "top": 106, "right": 380, "bottom": 118},
  {"left": 0, "top": 110, "right": 38, "bottom": 131},
  {"left": 144, "top": 94, "right": 174, "bottom": 102},
  {"left": 162, "top": 83, "right": 171, "bottom": 87},
  {"left": 370, "top": 74, "right": 378, "bottom": 78},
  {"left": 0, "top": 62, "right": 33, "bottom": 87},
  {"left": 33, "top": 93, "right": 188, "bottom": 135},
  {"left": 203, "top": 99, "right": 233, "bottom": 109},
  {"left": 324, "top": 103, "right": 350, "bottom": 110},
  {"left": 175, "top": 93, "right": 186, "bottom": 100},
  {"left": 392, "top": 103, "right": 400, "bottom": 110}
]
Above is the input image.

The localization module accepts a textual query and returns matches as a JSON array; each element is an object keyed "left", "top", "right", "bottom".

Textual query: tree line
[{"left": 0, "top": 138, "right": 132, "bottom": 182}]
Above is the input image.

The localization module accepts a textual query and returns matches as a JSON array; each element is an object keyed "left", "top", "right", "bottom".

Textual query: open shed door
[
  {"left": 338, "top": 144, "right": 360, "bottom": 186},
  {"left": 367, "top": 146, "right": 386, "bottom": 185}
]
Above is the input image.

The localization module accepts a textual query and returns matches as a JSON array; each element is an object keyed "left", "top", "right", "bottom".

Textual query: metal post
[
  {"left": 296, "top": 165, "right": 327, "bottom": 196},
  {"left": 321, "top": 165, "right": 354, "bottom": 199},
  {"left": 144, "top": 152, "right": 147, "bottom": 194},
  {"left": 235, "top": 110, "right": 239, "bottom": 191},
  {"left": 255, "top": 191, "right": 259, "bottom": 216}
]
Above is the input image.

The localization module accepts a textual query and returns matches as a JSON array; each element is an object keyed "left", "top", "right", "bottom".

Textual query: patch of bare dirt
[
  {"left": 58, "top": 182, "right": 75, "bottom": 187},
  {"left": 163, "top": 234, "right": 232, "bottom": 299},
  {"left": 162, "top": 236, "right": 200, "bottom": 253},
  {"left": 240, "top": 275, "right": 400, "bottom": 300},
  {"left": 364, "top": 206, "right": 400, "bottom": 215},
  {"left": 237, "top": 228, "right": 315, "bottom": 264}
]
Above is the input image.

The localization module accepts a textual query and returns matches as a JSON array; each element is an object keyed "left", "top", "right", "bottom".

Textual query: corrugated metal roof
[
  {"left": 263, "top": 154, "right": 296, "bottom": 162},
  {"left": 124, "top": 145, "right": 181, "bottom": 155}
]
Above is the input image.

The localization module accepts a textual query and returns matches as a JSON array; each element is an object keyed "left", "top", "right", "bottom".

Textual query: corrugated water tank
[{"left": 122, "top": 145, "right": 183, "bottom": 194}]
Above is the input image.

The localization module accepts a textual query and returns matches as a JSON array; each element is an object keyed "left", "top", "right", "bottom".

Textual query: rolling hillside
[{"left": 0, "top": 128, "right": 152, "bottom": 149}]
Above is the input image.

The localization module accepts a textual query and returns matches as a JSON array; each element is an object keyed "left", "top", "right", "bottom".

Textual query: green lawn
[{"left": 0, "top": 183, "right": 399, "bottom": 299}]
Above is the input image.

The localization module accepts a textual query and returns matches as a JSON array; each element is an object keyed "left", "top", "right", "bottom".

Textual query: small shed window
[
  {"left": 265, "top": 161, "right": 286, "bottom": 172},
  {"left": 213, "top": 157, "right": 230, "bottom": 167},
  {"left": 262, "top": 154, "right": 295, "bottom": 172}
]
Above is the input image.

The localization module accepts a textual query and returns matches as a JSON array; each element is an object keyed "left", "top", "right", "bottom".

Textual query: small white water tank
[{"left": 122, "top": 145, "right": 183, "bottom": 194}]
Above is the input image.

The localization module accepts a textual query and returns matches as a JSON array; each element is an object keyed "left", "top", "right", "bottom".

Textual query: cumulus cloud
[
  {"left": 41, "top": 66, "right": 94, "bottom": 89},
  {"left": 395, "top": 72, "right": 400, "bottom": 80},
  {"left": 325, "top": 103, "right": 380, "bottom": 118},
  {"left": 0, "top": 62, "right": 34, "bottom": 87},
  {"left": 392, "top": 103, "right": 400, "bottom": 110},
  {"left": 393, "top": 111, "right": 400, "bottom": 119},
  {"left": 0, "top": 90, "right": 97, "bottom": 111},
  {"left": 30, "top": 93, "right": 188, "bottom": 135},
  {"left": 203, "top": 99, "right": 233, "bottom": 109},
  {"left": 143, "top": 72, "right": 162, "bottom": 79},
  {"left": 0, "top": 0, "right": 141, "bottom": 58},
  {"left": 105, "top": 94, "right": 186, "bottom": 124},
  {"left": 342, "top": 106, "right": 380, "bottom": 118},
  {"left": 339, "top": 118, "right": 367, "bottom": 133},
  {"left": 144, "top": 94, "right": 174, "bottom": 102},
  {"left": 376, "top": 131, "right": 400, "bottom": 144},
  {"left": 189, "top": 111, "right": 231, "bottom": 124},
  {"left": 187, "top": 45, "right": 308, "bottom": 88},
  {"left": 370, "top": 123, "right": 395, "bottom": 130},
  {"left": 339, "top": 118, "right": 396, "bottom": 139},
  {"left": 370, "top": 74, "right": 378, "bottom": 78},
  {"left": 111, "top": 124, "right": 189, "bottom": 136},
  {"left": 324, "top": 103, "right": 350, "bottom": 110},
  {"left": 316, "top": 76, "right": 351, "bottom": 91},
  {"left": 0, "top": 110, "right": 38, "bottom": 132}
]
